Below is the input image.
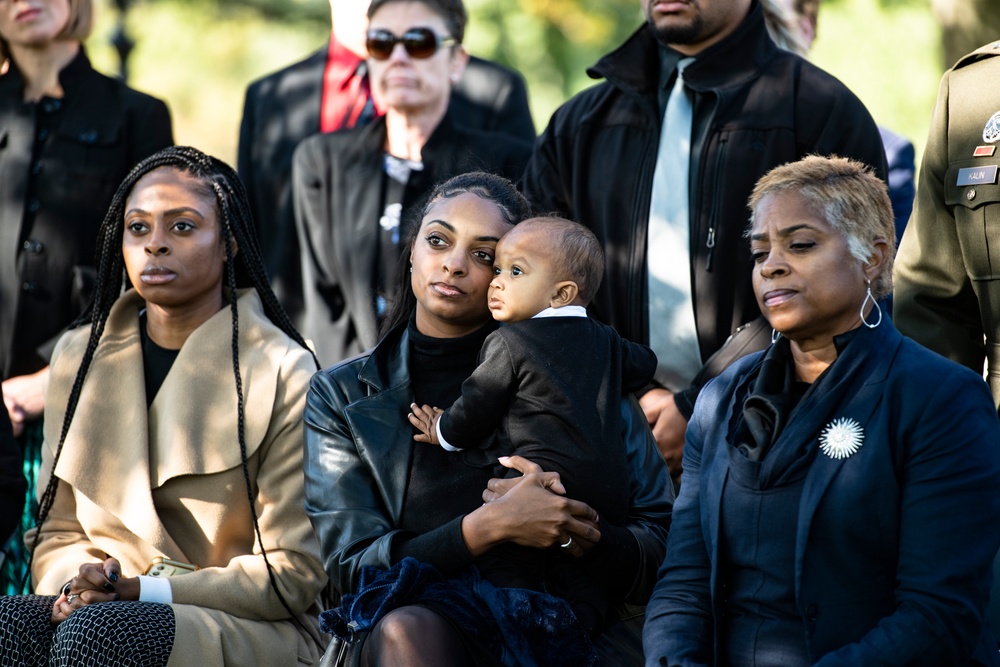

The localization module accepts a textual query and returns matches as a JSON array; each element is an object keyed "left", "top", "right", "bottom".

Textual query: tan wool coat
[{"left": 30, "top": 288, "right": 328, "bottom": 665}]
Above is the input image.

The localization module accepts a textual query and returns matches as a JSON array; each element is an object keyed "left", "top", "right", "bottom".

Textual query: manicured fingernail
[
  {"left": 498, "top": 456, "right": 509, "bottom": 462},
  {"left": 109, "top": 571, "right": 119, "bottom": 582},
  {"left": 103, "top": 582, "right": 116, "bottom": 593}
]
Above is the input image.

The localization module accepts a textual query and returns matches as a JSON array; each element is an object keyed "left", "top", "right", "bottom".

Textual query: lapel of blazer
[
  {"left": 793, "top": 324, "right": 902, "bottom": 586},
  {"left": 406, "top": 113, "right": 461, "bottom": 206},
  {"left": 343, "top": 328, "right": 414, "bottom": 522},
  {"left": 703, "top": 358, "right": 759, "bottom": 596},
  {"left": 339, "top": 118, "right": 389, "bottom": 348},
  {"left": 704, "top": 427, "right": 730, "bottom": 599}
]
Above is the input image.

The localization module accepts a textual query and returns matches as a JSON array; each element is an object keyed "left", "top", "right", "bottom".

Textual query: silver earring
[
  {"left": 860, "top": 278, "right": 882, "bottom": 329},
  {"left": 771, "top": 328, "right": 781, "bottom": 344},
  {"left": 409, "top": 266, "right": 413, "bottom": 273}
]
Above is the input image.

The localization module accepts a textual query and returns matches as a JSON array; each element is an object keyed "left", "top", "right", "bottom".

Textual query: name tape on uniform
[{"left": 957, "top": 165, "right": 999, "bottom": 186}]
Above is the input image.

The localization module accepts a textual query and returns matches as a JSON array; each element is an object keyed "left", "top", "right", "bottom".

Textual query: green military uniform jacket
[{"left": 895, "top": 41, "right": 1000, "bottom": 409}]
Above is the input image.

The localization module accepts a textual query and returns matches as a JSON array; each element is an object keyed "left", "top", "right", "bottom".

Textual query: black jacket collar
[
  {"left": 1, "top": 47, "right": 92, "bottom": 99},
  {"left": 348, "top": 106, "right": 464, "bottom": 164},
  {"left": 588, "top": 0, "right": 778, "bottom": 97},
  {"left": 357, "top": 324, "right": 411, "bottom": 393}
]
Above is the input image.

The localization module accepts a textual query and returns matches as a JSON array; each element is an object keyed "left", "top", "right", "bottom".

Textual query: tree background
[{"left": 82, "top": 0, "right": 998, "bottom": 170}]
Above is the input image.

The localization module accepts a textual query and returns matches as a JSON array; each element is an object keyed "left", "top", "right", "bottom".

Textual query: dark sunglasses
[{"left": 366, "top": 27, "right": 458, "bottom": 61}]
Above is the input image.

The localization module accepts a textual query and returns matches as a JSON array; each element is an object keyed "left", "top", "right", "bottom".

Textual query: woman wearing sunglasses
[{"left": 292, "top": 0, "right": 533, "bottom": 367}]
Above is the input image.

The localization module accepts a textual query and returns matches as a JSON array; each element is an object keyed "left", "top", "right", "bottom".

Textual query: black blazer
[
  {"left": 0, "top": 51, "right": 173, "bottom": 379},
  {"left": 292, "top": 111, "right": 531, "bottom": 365},
  {"left": 237, "top": 46, "right": 535, "bottom": 325}
]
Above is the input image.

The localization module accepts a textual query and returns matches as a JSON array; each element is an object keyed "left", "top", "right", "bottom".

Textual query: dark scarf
[{"left": 728, "top": 328, "right": 862, "bottom": 487}]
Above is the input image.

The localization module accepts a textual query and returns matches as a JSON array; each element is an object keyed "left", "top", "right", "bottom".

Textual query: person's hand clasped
[
  {"left": 408, "top": 403, "right": 444, "bottom": 445},
  {"left": 51, "top": 558, "right": 129, "bottom": 626},
  {"left": 639, "top": 387, "right": 688, "bottom": 478},
  {"left": 482, "top": 455, "right": 566, "bottom": 501},
  {"left": 483, "top": 455, "right": 601, "bottom": 558}
]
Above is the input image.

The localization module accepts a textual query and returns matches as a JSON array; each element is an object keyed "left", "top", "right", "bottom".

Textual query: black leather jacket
[{"left": 302, "top": 325, "right": 673, "bottom": 605}]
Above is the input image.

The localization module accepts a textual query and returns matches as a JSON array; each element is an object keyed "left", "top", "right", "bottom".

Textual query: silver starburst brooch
[{"left": 818, "top": 417, "right": 864, "bottom": 459}]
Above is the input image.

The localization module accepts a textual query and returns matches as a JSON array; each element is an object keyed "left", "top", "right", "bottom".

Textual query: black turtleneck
[
  {"left": 139, "top": 312, "right": 180, "bottom": 408},
  {"left": 392, "top": 315, "right": 499, "bottom": 570},
  {"left": 407, "top": 314, "right": 496, "bottom": 408}
]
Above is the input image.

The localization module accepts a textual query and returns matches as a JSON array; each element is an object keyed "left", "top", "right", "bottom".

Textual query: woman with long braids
[
  {"left": 0, "top": 146, "right": 327, "bottom": 666},
  {"left": 0, "top": 0, "right": 173, "bottom": 593}
]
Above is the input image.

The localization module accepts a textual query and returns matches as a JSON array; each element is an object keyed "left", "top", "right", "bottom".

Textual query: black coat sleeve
[
  {"left": 620, "top": 338, "right": 657, "bottom": 394},
  {"left": 598, "top": 396, "right": 673, "bottom": 605},
  {"left": 438, "top": 332, "right": 516, "bottom": 450}
]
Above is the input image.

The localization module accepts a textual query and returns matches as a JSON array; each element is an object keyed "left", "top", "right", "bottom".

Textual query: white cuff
[
  {"left": 532, "top": 305, "right": 587, "bottom": 319},
  {"left": 436, "top": 415, "right": 462, "bottom": 452},
  {"left": 137, "top": 575, "right": 173, "bottom": 604}
]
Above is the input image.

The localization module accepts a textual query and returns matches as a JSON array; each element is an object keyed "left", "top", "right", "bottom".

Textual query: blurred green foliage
[
  {"left": 82, "top": 0, "right": 957, "bottom": 169},
  {"left": 464, "top": 0, "right": 644, "bottom": 128},
  {"left": 810, "top": 0, "right": 941, "bottom": 164},
  {"left": 86, "top": 0, "right": 327, "bottom": 164}
]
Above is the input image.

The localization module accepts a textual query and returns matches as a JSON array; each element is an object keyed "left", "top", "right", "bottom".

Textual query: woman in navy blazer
[{"left": 643, "top": 155, "right": 1000, "bottom": 667}]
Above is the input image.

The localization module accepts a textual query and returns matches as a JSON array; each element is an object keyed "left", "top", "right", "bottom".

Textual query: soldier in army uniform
[
  {"left": 895, "top": 41, "right": 1000, "bottom": 410},
  {"left": 894, "top": 41, "right": 1000, "bottom": 649}
]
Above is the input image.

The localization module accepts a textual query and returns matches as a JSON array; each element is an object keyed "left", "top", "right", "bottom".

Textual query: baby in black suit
[{"left": 408, "top": 217, "right": 656, "bottom": 635}]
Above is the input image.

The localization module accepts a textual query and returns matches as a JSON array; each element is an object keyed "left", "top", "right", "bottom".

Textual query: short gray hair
[{"left": 747, "top": 155, "right": 895, "bottom": 299}]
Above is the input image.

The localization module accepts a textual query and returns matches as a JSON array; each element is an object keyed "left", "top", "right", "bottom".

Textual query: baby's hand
[{"left": 408, "top": 403, "right": 444, "bottom": 445}]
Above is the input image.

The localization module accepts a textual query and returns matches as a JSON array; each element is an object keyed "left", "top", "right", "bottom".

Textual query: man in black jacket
[
  {"left": 523, "top": 0, "right": 886, "bottom": 478},
  {"left": 238, "top": 0, "right": 534, "bottom": 327}
]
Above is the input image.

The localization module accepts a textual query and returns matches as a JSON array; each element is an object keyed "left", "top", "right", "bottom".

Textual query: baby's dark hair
[
  {"left": 517, "top": 217, "right": 605, "bottom": 305},
  {"left": 27, "top": 147, "right": 317, "bottom": 621},
  {"left": 378, "top": 171, "right": 532, "bottom": 338}
]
